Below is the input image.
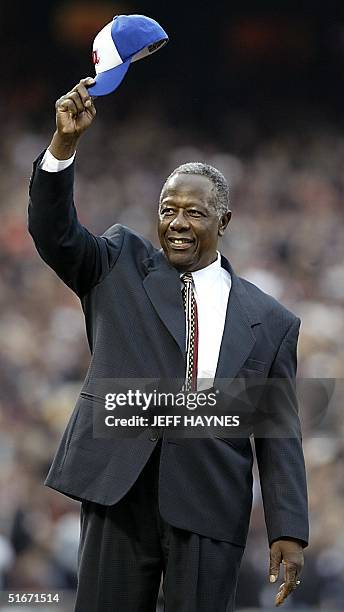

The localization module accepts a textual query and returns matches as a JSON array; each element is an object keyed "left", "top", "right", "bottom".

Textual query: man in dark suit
[{"left": 28, "top": 78, "right": 308, "bottom": 611}]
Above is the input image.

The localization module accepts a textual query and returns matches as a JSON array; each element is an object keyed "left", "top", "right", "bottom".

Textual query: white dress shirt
[
  {"left": 182, "top": 253, "right": 231, "bottom": 389},
  {"left": 40, "top": 151, "right": 232, "bottom": 388},
  {"left": 40, "top": 148, "right": 75, "bottom": 172}
]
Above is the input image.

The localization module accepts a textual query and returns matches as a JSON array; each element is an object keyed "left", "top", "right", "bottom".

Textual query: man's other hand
[
  {"left": 269, "top": 539, "right": 304, "bottom": 606},
  {"left": 49, "top": 78, "right": 97, "bottom": 159}
]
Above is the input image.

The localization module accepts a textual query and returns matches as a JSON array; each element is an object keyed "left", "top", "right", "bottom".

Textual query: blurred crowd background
[{"left": 0, "top": 0, "right": 344, "bottom": 610}]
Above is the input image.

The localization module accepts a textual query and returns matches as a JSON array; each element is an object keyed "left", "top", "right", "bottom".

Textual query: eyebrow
[{"left": 160, "top": 198, "right": 207, "bottom": 209}]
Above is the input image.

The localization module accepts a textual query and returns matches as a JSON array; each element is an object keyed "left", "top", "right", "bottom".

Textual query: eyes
[{"left": 160, "top": 207, "right": 205, "bottom": 218}]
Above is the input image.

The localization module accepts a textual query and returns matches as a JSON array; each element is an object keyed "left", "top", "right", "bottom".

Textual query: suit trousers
[{"left": 74, "top": 441, "right": 244, "bottom": 612}]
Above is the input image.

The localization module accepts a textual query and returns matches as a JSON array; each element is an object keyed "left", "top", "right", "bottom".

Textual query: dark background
[
  {"left": 0, "top": 1, "right": 343, "bottom": 610},
  {"left": 4, "top": 1, "right": 344, "bottom": 130}
]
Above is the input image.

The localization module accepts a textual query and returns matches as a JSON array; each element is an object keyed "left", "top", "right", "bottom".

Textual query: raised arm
[
  {"left": 28, "top": 78, "right": 122, "bottom": 297},
  {"left": 48, "top": 77, "right": 96, "bottom": 160}
]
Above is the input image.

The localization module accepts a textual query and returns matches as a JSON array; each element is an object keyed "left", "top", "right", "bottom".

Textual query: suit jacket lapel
[
  {"left": 142, "top": 251, "right": 261, "bottom": 374},
  {"left": 143, "top": 250, "right": 185, "bottom": 355},
  {"left": 215, "top": 256, "right": 261, "bottom": 380}
]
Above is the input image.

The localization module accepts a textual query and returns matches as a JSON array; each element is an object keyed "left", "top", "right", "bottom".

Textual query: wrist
[
  {"left": 48, "top": 131, "right": 79, "bottom": 160},
  {"left": 271, "top": 537, "right": 305, "bottom": 549}
]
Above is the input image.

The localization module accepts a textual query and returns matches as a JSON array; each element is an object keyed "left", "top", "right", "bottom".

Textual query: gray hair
[{"left": 160, "top": 162, "right": 230, "bottom": 218}]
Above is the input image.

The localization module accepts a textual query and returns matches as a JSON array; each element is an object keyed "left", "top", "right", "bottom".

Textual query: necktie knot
[{"left": 181, "top": 272, "right": 193, "bottom": 285}]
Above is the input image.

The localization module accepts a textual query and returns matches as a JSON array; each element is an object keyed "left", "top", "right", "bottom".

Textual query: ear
[{"left": 218, "top": 211, "right": 232, "bottom": 237}]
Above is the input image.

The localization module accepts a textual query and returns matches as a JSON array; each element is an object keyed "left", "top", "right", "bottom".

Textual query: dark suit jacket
[{"left": 28, "top": 153, "right": 309, "bottom": 548}]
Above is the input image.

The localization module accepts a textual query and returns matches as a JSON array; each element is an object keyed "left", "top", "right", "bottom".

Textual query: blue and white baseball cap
[{"left": 88, "top": 14, "right": 168, "bottom": 96}]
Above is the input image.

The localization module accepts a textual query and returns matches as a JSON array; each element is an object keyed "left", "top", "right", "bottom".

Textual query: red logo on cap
[{"left": 92, "top": 50, "right": 100, "bottom": 65}]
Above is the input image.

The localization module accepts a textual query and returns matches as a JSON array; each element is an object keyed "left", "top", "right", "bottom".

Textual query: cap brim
[{"left": 88, "top": 60, "right": 131, "bottom": 96}]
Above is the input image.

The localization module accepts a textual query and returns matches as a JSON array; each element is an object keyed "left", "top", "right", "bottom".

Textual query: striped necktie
[{"left": 181, "top": 272, "right": 199, "bottom": 392}]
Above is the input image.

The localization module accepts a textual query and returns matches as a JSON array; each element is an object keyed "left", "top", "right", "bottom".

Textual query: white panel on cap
[{"left": 92, "top": 21, "right": 123, "bottom": 74}]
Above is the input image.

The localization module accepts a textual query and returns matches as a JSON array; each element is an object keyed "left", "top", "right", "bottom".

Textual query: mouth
[{"left": 167, "top": 237, "right": 195, "bottom": 250}]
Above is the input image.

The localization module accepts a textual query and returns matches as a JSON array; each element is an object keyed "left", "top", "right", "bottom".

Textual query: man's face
[{"left": 158, "top": 173, "right": 231, "bottom": 272}]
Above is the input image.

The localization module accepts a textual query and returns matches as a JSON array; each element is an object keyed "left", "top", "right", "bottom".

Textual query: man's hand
[
  {"left": 49, "top": 77, "right": 97, "bottom": 160},
  {"left": 269, "top": 539, "right": 304, "bottom": 606}
]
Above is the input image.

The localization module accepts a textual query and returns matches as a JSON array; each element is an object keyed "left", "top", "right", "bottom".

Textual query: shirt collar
[
  {"left": 187, "top": 251, "right": 221, "bottom": 279},
  {"left": 179, "top": 251, "right": 222, "bottom": 284}
]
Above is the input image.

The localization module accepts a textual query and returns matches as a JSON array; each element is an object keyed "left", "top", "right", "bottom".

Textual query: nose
[{"left": 169, "top": 210, "right": 190, "bottom": 231}]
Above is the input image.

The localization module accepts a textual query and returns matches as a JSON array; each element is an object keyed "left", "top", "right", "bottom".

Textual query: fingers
[
  {"left": 268, "top": 540, "right": 304, "bottom": 607},
  {"left": 275, "top": 582, "right": 293, "bottom": 606},
  {"left": 72, "top": 78, "right": 95, "bottom": 109},
  {"left": 56, "top": 77, "right": 96, "bottom": 115},
  {"left": 56, "top": 97, "right": 75, "bottom": 114},
  {"left": 269, "top": 545, "right": 282, "bottom": 583},
  {"left": 275, "top": 561, "right": 302, "bottom": 607}
]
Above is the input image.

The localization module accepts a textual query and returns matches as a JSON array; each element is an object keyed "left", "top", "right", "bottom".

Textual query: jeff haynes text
[{"left": 104, "top": 415, "right": 240, "bottom": 427}]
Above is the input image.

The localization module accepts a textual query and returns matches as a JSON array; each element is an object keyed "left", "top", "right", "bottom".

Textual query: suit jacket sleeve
[
  {"left": 28, "top": 151, "right": 124, "bottom": 297},
  {"left": 254, "top": 317, "right": 309, "bottom": 547}
]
